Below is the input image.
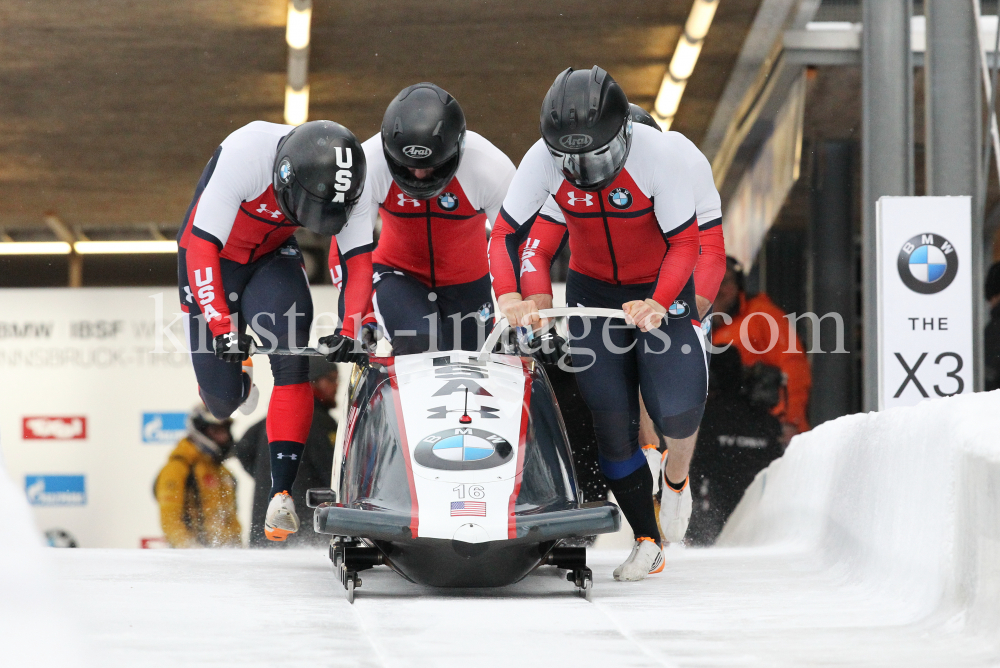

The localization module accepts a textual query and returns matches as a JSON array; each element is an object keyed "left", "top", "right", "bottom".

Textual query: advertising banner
[
  {"left": 0, "top": 286, "right": 345, "bottom": 547},
  {"left": 877, "top": 196, "right": 974, "bottom": 409}
]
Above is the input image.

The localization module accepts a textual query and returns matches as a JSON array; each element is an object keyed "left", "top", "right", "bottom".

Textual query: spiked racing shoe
[
  {"left": 264, "top": 491, "right": 299, "bottom": 541},
  {"left": 613, "top": 537, "right": 664, "bottom": 582}
]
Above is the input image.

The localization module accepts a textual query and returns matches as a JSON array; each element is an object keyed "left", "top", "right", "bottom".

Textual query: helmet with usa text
[
  {"left": 540, "top": 66, "right": 632, "bottom": 192},
  {"left": 381, "top": 83, "right": 467, "bottom": 200},
  {"left": 273, "top": 120, "right": 367, "bottom": 236}
]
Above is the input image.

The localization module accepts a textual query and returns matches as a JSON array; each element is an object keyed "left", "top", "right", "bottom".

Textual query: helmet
[
  {"left": 273, "top": 120, "right": 367, "bottom": 236},
  {"left": 540, "top": 66, "right": 632, "bottom": 192},
  {"left": 629, "top": 103, "right": 662, "bottom": 132},
  {"left": 187, "top": 404, "right": 234, "bottom": 460},
  {"left": 381, "top": 83, "right": 466, "bottom": 200}
]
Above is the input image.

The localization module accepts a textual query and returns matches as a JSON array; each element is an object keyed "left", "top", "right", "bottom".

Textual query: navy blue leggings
[
  {"left": 179, "top": 240, "right": 313, "bottom": 418},
  {"left": 372, "top": 265, "right": 494, "bottom": 355},
  {"left": 565, "top": 270, "right": 707, "bottom": 481}
]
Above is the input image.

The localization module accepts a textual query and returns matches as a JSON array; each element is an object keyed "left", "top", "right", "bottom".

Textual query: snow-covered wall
[{"left": 719, "top": 391, "right": 1000, "bottom": 635}]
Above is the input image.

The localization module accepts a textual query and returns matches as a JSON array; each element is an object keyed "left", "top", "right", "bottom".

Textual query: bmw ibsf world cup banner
[{"left": 877, "top": 196, "right": 973, "bottom": 409}]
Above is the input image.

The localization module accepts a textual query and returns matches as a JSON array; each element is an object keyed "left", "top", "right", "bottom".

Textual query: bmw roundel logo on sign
[
  {"left": 608, "top": 187, "right": 632, "bottom": 210},
  {"left": 897, "top": 233, "right": 958, "bottom": 294},
  {"left": 414, "top": 428, "right": 513, "bottom": 471},
  {"left": 437, "top": 192, "right": 459, "bottom": 211},
  {"left": 402, "top": 145, "right": 433, "bottom": 159}
]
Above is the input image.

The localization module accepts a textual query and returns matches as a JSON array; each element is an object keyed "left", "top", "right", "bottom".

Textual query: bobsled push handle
[
  {"left": 477, "top": 306, "right": 627, "bottom": 362},
  {"left": 253, "top": 346, "right": 325, "bottom": 356}
]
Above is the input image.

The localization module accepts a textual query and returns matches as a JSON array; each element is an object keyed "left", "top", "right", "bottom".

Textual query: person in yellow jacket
[{"left": 155, "top": 404, "right": 242, "bottom": 548}]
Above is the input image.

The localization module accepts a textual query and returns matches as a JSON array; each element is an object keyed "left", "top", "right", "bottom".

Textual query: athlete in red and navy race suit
[
  {"left": 517, "top": 130, "right": 725, "bottom": 316},
  {"left": 490, "top": 120, "right": 712, "bottom": 567},
  {"left": 177, "top": 121, "right": 373, "bottom": 536},
  {"left": 329, "top": 131, "right": 514, "bottom": 354},
  {"left": 516, "top": 127, "right": 725, "bottom": 507}
]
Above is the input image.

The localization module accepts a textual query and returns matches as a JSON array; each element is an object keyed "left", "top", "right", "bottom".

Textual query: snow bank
[
  {"left": 719, "top": 390, "right": 1000, "bottom": 636},
  {"left": 0, "top": 446, "right": 89, "bottom": 666}
]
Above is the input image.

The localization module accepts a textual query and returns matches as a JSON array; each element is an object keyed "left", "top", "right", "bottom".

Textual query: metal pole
[
  {"left": 862, "top": 0, "right": 913, "bottom": 411},
  {"left": 810, "top": 141, "right": 856, "bottom": 426},
  {"left": 925, "top": 0, "right": 984, "bottom": 391}
]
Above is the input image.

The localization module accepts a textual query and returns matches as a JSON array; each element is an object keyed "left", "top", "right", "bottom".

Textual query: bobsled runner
[{"left": 305, "top": 308, "right": 623, "bottom": 602}]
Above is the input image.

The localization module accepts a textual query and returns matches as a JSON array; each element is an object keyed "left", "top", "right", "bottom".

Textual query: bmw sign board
[{"left": 877, "top": 196, "right": 973, "bottom": 409}]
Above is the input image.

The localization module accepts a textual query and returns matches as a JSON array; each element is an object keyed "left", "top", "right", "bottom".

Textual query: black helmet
[
  {"left": 273, "top": 120, "right": 366, "bottom": 236},
  {"left": 540, "top": 67, "right": 632, "bottom": 192},
  {"left": 381, "top": 83, "right": 466, "bottom": 200},
  {"left": 629, "top": 103, "right": 662, "bottom": 132}
]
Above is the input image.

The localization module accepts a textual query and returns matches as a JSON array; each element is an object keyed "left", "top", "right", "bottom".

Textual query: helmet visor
[
  {"left": 549, "top": 119, "right": 631, "bottom": 191},
  {"left": 385, "top": 151, "right": 461, "bottom": 200},
  {"left": 279, "top": 181, "right": 358, "bottom": 236}
]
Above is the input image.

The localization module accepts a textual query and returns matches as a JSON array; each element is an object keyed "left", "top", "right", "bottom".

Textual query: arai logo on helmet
[
  {"left": 559, "top": 134, "right": 593, "bottom": 150},
  {"left": 277, "top": 158, "right": 293, "bottom": 184},
  {"left": 403, "top": 145, "right": 433, "bottom": 159}
]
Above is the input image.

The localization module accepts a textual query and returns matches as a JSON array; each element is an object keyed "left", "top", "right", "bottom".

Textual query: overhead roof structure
[{"left": 0, "top": 0, "right": 764, "bottom": 237}]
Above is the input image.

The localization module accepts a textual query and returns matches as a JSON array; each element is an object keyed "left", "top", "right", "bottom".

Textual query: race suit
[
  {"left": 177, "top": 121, "right": 373, "bottom": 488},
  {"left": 330, "top": 131, "right": 514, "bottom": 354},
  {"left": 488, "top": 124, "right": 710, "bottom": 534}
]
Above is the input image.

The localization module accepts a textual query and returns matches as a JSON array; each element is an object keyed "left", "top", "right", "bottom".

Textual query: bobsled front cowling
[{"left": 318, "top": 351, "right": 619, "bottom": 587}]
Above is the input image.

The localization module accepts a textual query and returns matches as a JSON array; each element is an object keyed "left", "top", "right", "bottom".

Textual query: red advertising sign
[{"left": 23, "top": 416, "right": 87, "bottom": 440}]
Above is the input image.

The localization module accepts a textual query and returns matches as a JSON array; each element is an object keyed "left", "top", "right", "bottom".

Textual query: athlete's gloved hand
[
  {"left": 317, "top": 333, "right": 369, "bottom": 366},
  {"left": 213, "top": 331, "right": 256, "bottom": 363},
  {"left": 532, "top": 331, "right": 572, "bottom": 367},
  {"left": 359, "top": 322, "right": 382, "bottom": 355}
]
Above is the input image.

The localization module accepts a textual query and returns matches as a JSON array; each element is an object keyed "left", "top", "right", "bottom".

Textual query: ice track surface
[{"left": 8, "top": 391, "right": 1000, "bottom": 667}]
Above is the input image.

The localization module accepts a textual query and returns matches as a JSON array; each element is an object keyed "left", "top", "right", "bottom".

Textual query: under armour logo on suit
[
  {"left": 398, "top": 194, "right": 421, "bottom": 207},
  {"left": 275, "top": 453, "right": 298, "bottom": 460},
  {"left": 565, "top": 191, "right": 594, "bottom": 206},
  {"left": 256, "top": 203, "right": 282, "bottom": 219}
]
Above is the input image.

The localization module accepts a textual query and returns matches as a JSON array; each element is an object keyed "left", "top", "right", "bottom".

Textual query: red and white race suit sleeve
[
  {"left": 630, "top": 131, "right": 701, "bottom": 308},
  {"left": 517, "top": 198, "right": 568, "bottom": 298},
  {"left": 664, "top": 131, "right": 726, "bottom": 303},
  {"left": 331, "top": 184, "right": 376, "bottom": 337},
  {"left": 693, "top": 221, "right": 726, "bottom": 303},
  {"left": 186, "top": 125, "right": 282, "bottom": 337},
  {"left": 488, "top": 141, "right": 559, "bottom": 297}
]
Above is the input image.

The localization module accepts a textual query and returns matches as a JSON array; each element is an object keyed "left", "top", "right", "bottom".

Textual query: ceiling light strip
[
  {"left": 652, "top": 0, "right": 720, "bottom": 130},
  {"left": 284, "top": 0, "right": 312, "bottom": 126},
  {"left": 73, "top": 241, "right": 178, "bottom": 254},
  {"left": 0, "top": 242, "right": 73, "bottom": 256}
]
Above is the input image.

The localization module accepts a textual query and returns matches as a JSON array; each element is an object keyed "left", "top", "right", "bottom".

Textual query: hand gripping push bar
[
  {"left": 476, "top": 306, "right": 627, "bottom": 362},
  {"left": 249, "top": 306, "right": 629, "bottom": 361}
]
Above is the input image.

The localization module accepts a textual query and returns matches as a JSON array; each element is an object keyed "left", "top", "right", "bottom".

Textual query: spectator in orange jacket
[{"left": 711, "top": 257, "right": 811, "bottom": 442}]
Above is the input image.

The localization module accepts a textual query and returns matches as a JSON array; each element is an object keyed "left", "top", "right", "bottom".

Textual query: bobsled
[{"left": 306, "top": 308, "right": 623, "bottom": 602}]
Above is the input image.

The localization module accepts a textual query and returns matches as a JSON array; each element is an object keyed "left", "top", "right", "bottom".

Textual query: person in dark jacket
[
  {"left": 235, "top": 358, "right": 339, "bottom": 547},
  {"left": 685, "top": 346, "right": 784, "bottom": 546},
  {"left": 983, "top": 262, "right": 1000, "bottom": 391}
]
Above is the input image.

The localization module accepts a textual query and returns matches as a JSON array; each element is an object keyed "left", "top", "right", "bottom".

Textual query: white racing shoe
[
  {"left": 613, "top": 537, "right": 664, "bottom": 582},
  {"left": 237, "top": 358, "right": 259, "bottom": 415},
  {"left": 264, "top": 491, "right": 299, "bottom": 542},
  {"left": 659, "top": 452, "right": 692, "bottom": 544}
]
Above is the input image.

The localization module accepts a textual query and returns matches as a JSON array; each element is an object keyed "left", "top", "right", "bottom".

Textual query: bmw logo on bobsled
[{"left": 307, "top": 307, "right": 622, "bottom": 602}]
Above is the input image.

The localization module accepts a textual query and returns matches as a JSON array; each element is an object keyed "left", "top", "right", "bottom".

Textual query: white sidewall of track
[{"left": 718, "top": 390, "right": 1000, "bottom": 636}]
